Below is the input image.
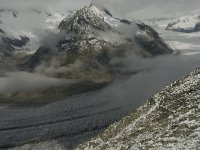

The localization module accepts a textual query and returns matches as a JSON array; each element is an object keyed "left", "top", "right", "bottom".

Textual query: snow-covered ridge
[
  {"left": 58, "top": 4, "right": 133, "bottom": 35},
  {"left": 89, "top": 5, "right": 120, "bottom": 27},
  {"left": 0, "top": 8, "right": 65, "bottom": 35},
  {"left": 57, "top": 4, "right": 172, "bottom": 54},
  {"left": 77, "top": 68, "right": 200, "bottom": 150},
  {"left": 0, "top": 8, "right": 66, "bottom": 51},
  {"left": 166, "top": 14, "right": 200, "bottom": 33}
]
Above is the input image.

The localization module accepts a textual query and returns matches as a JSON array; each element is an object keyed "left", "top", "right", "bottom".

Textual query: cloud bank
[{"left": 0, "top": 72, "right": 77, "bottom": 94}]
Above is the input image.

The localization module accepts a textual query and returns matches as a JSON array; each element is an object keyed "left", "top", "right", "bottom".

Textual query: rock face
[
  {"left": 166, "top": 14, "right": 200, "bottom": 33},
  {"left": 0, "top": 31, "right": 30, "bottom": 60},
  {"left": 2, "top": 36, "right": 30, "bottom": 48},
  {"left": 136, "top": 22, "right": 173, "bottom": 55},
  {"left": 77, "top": 68, "right": 200, "bottom": 150}
]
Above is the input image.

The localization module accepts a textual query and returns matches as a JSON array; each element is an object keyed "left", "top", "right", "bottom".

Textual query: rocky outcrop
[
  {"left": 2, "top": 36, "right": 30, "bottom": 48},
  {"left": 136, "top": 22, "right": 173, "bottom": 55},
  {"left": 77, "top": 68, "right": 200, "bottom": 150}
]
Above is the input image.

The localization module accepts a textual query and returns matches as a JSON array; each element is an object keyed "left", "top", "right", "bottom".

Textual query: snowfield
[
  {"left": 166, "top": 14, "right": 200, "bottom": 33},
  {"left": 0, "top": 8, "right": 66, "bottom": 51}
]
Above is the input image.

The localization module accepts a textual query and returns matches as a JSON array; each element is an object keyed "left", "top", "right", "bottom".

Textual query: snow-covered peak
[
  {"left": 55, "top": 5, "right": 173, "bottom": 56},
  {"left": 58, "top": 6, "right": 111, "bottom": 34},
  {"left": 58, "top": 4, "right": 124, "bottom": 35},
  {"left": 89, "top": 4, "right": 102, "bottom": 16},
  {"left": 166, "top": 14, "right": 200, "bottom": 33},
  {"left": 88, "top": 4, "right": 120, "bottom": 27}
]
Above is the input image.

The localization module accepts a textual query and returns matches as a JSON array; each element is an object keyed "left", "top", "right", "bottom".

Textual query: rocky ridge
[{"left": 77, "top": 68, "right": 200, "bottom": 150}]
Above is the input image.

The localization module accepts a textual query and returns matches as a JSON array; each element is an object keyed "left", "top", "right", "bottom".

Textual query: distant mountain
[
  {"left": 0, "top": 33, "right": 29, "bottom": 60},
  {"left": 0, "top": 8, "right": 66, "bottom": 56},
  {"left": 23, "top": 5, "right": 173, "bottom": 80},
  {"left": 77, "top": 68, "right": 200, "bottom": 150},
  {"left": 166, "top": 14, "right": 200, "bottom": 33},
  {"left": 136, "top": 22, "right": 172, "bottom": 55},
  {"left": 57, "top": 5, "right": 172, "bottom": 55}
]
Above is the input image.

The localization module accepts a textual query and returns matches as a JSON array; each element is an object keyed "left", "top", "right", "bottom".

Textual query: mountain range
[
  {"left": 0, "top": 4, "right": 173, "bottom": 103},
  {"left": 22, "top": 4, "right": 173, "bottom": 78}
]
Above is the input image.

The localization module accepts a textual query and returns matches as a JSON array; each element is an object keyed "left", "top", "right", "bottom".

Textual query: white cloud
[{"left": 0, "top": 72, "right": 77, "bottom": 93}]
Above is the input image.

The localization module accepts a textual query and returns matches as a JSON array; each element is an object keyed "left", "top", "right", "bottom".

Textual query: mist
[
  {"left": 0, "top": 72, "right": 78, "bottom": 94},
  {"left": 38, "top": 31, "right": 66, "bottom": 49},
  {"left": 84, "top": 53, "right": 200, "bottom": 109}
]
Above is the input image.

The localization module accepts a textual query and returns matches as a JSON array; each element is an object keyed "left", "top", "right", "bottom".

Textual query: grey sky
[
  {"left": 0, "top": 0, "right": 89, "bottom": 11},
  {"left": 92, "top": 0, "right": 200, "bottom": 19},
  {"left": 0, "top": 0, "right": 199, "bottom": 19}
]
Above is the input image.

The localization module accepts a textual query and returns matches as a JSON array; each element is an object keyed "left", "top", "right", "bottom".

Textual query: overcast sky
[
  {"left": 93, "top": 0, "right": 200, "bottom": 19},
  {"left": 0, "top": 0, "right": 199, "bottom": 19}
]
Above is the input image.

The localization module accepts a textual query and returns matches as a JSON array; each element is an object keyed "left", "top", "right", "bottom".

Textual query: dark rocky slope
[{"left": 77, "top": 68, "right": 200, "bottom": 150}]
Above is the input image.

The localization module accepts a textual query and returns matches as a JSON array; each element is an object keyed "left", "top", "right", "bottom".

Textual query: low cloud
[
  {"left": 38, "top": 30, "right": 66, "bottom": 49},
  {"left": 0, "top": 72, "right": 77, "bottom": 94},
  {"left": 91, "top": 53, "right": 200, "bottom": 109}
]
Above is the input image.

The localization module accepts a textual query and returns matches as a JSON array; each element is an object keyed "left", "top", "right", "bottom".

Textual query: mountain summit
[{"left": 58, "top": 5, "right": 112, "bottom": 34}]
